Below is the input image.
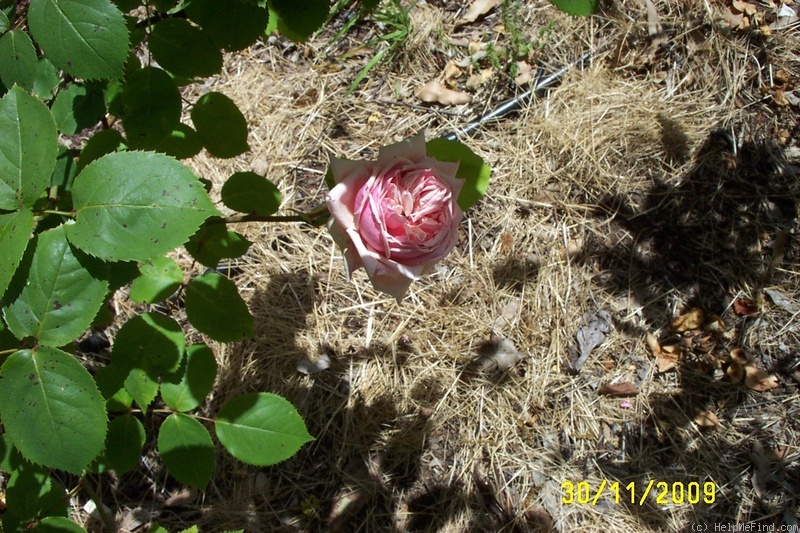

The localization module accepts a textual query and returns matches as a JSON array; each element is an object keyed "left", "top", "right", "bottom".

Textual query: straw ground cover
[{"left": 88, "top": 0, "right": 800, "bottom": 531}]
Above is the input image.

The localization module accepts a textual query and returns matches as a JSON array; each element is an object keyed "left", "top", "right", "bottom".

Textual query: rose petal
[{"left": 377, "top": 131, "right": 427, "bottom": 165}]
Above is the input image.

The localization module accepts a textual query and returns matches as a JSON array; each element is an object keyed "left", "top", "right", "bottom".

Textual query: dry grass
[{"left": 94, "top": 0, "right": 800, "bottom": 531}]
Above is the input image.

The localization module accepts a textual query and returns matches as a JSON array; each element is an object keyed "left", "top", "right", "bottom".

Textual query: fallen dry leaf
[
  {"left": 671, "top": 308, "right": 705, "bottom": 333},
  {"left": 733, "top": 297, "right": 759, "bottom": 316},
  {"left": 744, "top": 364, "right": 779, "bottom": 391},
  {"left": 732, "top": 0, "right": 758, "bottom": 16},
  {"left": 460, "top": 0, "right": 502, "bottom": 23},
  {"left": 763, "top": 288, "right": 799, "bottom": 314},
  {"left": 646, "top": 332, "right": 662, "bottom": 355},
  {"left": 645, "top": 0, "right": 662, "bottom": 36},
  {"left": 474, "top": 338, "right": 525, "bottom": 372},
  {"left": 443, "top": 60, "right": 463, "bottom": 87},
  {"left": 656, "top": 353, "right": 679, "bottom": 373},
  {"left": 693, "top": 410, "right": 719, "bottom": 428},
  {"left": 514, "top": 61, "right": 532, "bottom": 86},
  {"left": 297, "top": 353, "right": 331, "bottom": 375},
  {"left": 726, "top": 361, "right": 745, "bottom": 384},
  {"left": 466, "top": 69, "right": 493, "bottom": 91},
  {"left": 415, "top": 81, "right": 472, "bottom": 105},
  {"left": 571, "top": 310, "right": 612, "bottom": 373},
  {"left": 599, "top": 381, "right": 639, "bottom": 397}
]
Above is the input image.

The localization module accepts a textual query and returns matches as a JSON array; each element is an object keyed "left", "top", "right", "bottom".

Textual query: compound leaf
[
  {"left": 111, "top": 312, "right": 185, "bottom": 374},
  {"left": 215, "top": 392, "right": 312, "bottom": 466},
  {"left": 158, "top": 413, "right": 215, "bottom": 490},
  {"left": 3, "top": 225, "right": 109, "bottom": 347},
  {"left": 149, "top": 18, "right": 222, "bottom": 78},
  {"left": 548, "top": 0, "right": 598, "bottom": 16},
  {"left": 28, "top": 0, "right": 129, "bottom": 80},
  {"left": 77, "top": 128, "right": 126, "bottom": 171},
  {"left": 187, "top": 0, "right": 269, "bottom": 51},
  {"left": 221, "top": 172, "right": 281, "bottom": 216},
  {"left": 153, "top": 123, "right": 202, "bottom": 160},
  {"left": 0, "top": 209, "right": 34, "bottom": 299},
  {"left": 51, "top": 83, "right": 107, "bottom": 135},
  {"left": 66, "top": 151, "right": 220, "bottom": 262},
  {"left": 425, "top": 138, "right": 490, "bottom": 210},
  {"left": 185, "top": 219, "right": 252, "bottom": 268},
  {"left": 100, "top": 413, "right": 145, "bottom": 474},
  {"left": 0, "top": 346, "right": 107, "bottom": 474},
  {"left": 191, "top": 92, "right": 249, "bottom": 158},
  {"left": 121, "top": 66, "right": 181, "bottom": 149},
  {"left": 161, "top": 344, "right": 217, "bottom": 412},
  {"left": 129, "top": 255, "right": 182, "bottom": 304},
  {"left": 185, "top": 272, "right": 253, "bottom": 342},
  {"left": 0, "top": 30, "right": 37, "bottom": 91},
  {"left": 0, "top": 86, "right": 58, "bottom": 210},
  {"left": 269, "top": 0, "right": 328, "bottom": 42}
]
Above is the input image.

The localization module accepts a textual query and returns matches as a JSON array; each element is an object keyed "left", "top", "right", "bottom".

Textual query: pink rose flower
[{"left": 326, "top": 132, "right": 463, "bottom": 301}]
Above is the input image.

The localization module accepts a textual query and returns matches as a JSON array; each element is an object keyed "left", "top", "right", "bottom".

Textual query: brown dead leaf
[
  {"left": 645, "top": 0, "right": 662, "bottom": 36},
  {"left": 416, "top": 81, "right": 472, "bottom": 105},
  {"left": 460, "top": 0, "right": 502, "bottom": 23},
  {"left": 744, "top": 364, "right": 779, "bottom": 391},
  {"left": 727, "top": 361, "right": 745, "bottom": 384},
  {"left": 656, "top": 353, "right": 679, "bottom": 373},
  {"left": 733, "top": 297, "right": 759, "bottom": 316},
  {"left": 443, "top": 60, "right": 463, "bottom": 87},
  {"left": 730, "top": 347, "right": 749, "bottom": 364},
  {"left": 599, "top": 381, "right": 639, "bottom": 397},
  {"left": 646, "top": 332, "right": 662, "bottom": 356},
  {"left": 671, "top": 308, "right": 705, "bottom": 333},
  {"left": 693, "top": 410, "right": 719, "bottom": 428},
  {"left": 474, "top": 338, "right": 525, "bottom": 372},
  {"left": 164, "top": 488, "right": 198, "bottom": 507},
  {"left": 732, "top": 0, "right": 758, "bottom": 15},
  {"left": 721, "top": 7, "right": 745, "bottom": 29},
  {"left": 466, "top": 69, "right": 493, "bottom": 91},
  {"left": 514, "top": 61, "right": 532, "bottom": 86},
  {"left": 773, "top": 89, "right": 790, "bottom": 106}
]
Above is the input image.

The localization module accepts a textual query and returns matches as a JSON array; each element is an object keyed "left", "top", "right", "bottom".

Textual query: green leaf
[
  {"left": 0, "top": 11, "right": 9, "bottom": 35},
  {"left": 0, "top": 347, "right": 108, "bottom": 474},
  {"left": 269, "top": 0, "right": 328, "bottom": 42},
  {"left": 154, "top": 123, "right": 202, "bottom": 160},
  {"left": 66, "top": 151, "right": 220, "bottom": 262},
  {"left": 33, "top": 517, "right": 89, "bottom": 532},
  {"left": 111, "top": 312, "right": 185, "bottom": 374},
  {"left": 547, "top": 0, "right": 598, "bottom": 16},
  {"left": 93, "top": 363, "right": 132, "bottom": 412},
  {"left": 28, "top": 0, "right": 130, "bottom": 80},
  {"left": 101, "top": 414, "right": 145, "bottom": 474},
  {"left": 3, "top": 226, "right": 109, "bottom": 347},
  {"left": 124, "top": 367, "right": 159, "bottom": 411},
  {"left": 191, "top": 92, "right": 249, "bottom": 158},
  {"left": 161, "top": 344, "right": 217, "bottom": 412},
  {"left": 149, "top": 18, "right": 222, "bottom": 78},
  {"left": 185, "top": 220, "right": 252, "bottom": 268},
  {"left": 0, "top": 30, "right": 38, "bottom": 91},
  {"left": 32, "top": 58, "right": 61, "bottom": 100},
  {"left": 185, "top": 272, "right": 253, "bottom": 342},
  {"left": 158, "top": 413, "right": 215, "bottom": 490},
  {"left": 0, "top": 209, "right": 33, "bottom": 299},
  {"left": 221, "top": 172, "right": 282, "bottom": 216},
  {"left": 0, "top": 86, "right": 58, "bottom": 210},
  {"left": 425, "top": 138, "right": 490, "bottom": 210},
  {"left": 112, "top": 0, "right": 140, "bottom": 11},
  {"left": 5, "top": 461, "right": 68, "bottom": 523},
  {"left": 215, "top": 392, "right": 312, "bottom": 466},
  {"left": 187, "top": 0, "right": 269, "bottom": 51},
  {"left": 77, "top": 129, "right": 126, "bottom": 171},
  {"left": 51, "top": 83, "right": 107, "bottom": 135},
  {"left": 129, "top": 256, "right": 182, "bottom": 304},
  {"left": 50, "top": 145, "right": 78, "bottom": 191},
  {"left": 121, "top": 67, "right": 181, "bottom": 149}
]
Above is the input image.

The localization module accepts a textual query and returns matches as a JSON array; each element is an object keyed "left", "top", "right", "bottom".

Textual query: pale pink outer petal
[
  {"left": 346, "top": 226, "right": 425, "bottom": 301},
  {"left": 330, "top": 155, "right": 371, "bottom": 184},
  {"left": 377, "top": 132, "right": 427, "bottom": 165},
  {"left": 326, "top": 218, "right": 363, "bottom": 280}
]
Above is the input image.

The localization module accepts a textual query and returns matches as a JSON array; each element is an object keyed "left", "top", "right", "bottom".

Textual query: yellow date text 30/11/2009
[{"left": 561, "top": 480, "right": 717, "bottom": 506}]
